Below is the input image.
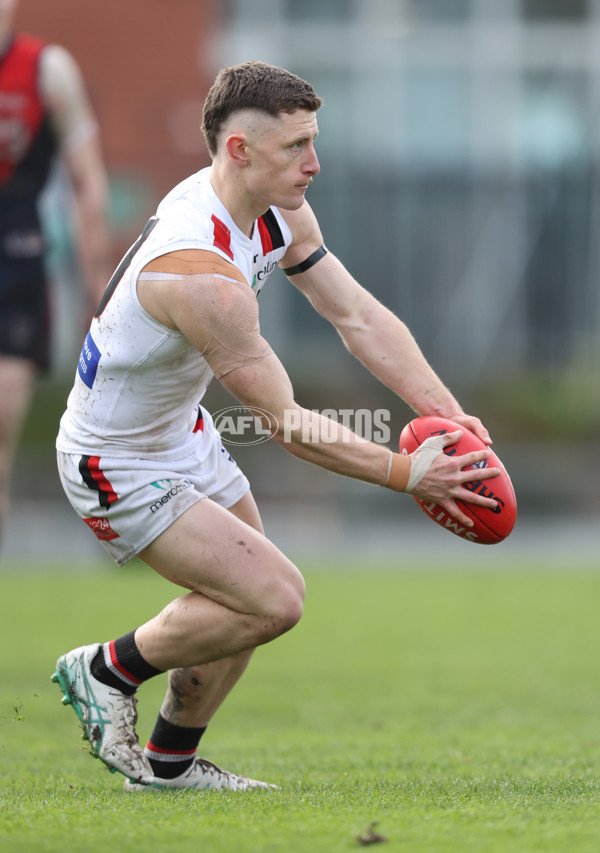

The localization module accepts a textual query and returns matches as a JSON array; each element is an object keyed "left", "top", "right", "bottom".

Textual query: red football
[{"left": 399, "top": 416, "right": 517, "bottom": 545}]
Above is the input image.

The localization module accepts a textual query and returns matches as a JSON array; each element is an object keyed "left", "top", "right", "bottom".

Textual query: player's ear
[{"left": 225, "top": 133, "right": 251, "bottom": 166}]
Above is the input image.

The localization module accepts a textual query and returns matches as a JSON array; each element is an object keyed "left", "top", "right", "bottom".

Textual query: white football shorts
[{"left": 56, "top": 410, "right": 250, "bottom": 566}]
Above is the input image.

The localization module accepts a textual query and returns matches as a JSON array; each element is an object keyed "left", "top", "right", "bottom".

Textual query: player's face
[{"left": 245, "top": 110, "right": 320, "bottom": 211}]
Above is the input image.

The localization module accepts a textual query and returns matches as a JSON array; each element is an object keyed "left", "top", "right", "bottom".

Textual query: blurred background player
[{"left": 0, "top": 0, "right": 111, "bottom": 548}]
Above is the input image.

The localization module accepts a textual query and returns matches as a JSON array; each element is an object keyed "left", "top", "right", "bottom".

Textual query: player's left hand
[{"left": 445, "top": 412, "right": 492, "bottom": 446}]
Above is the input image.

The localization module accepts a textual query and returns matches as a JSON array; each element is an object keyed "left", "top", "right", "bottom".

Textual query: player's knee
[
  {"left": 279, "top": 577, "right": 305, "bottom": 631},
  {"left": 257, "top": 566, "right": 305, "bottom": 643}
]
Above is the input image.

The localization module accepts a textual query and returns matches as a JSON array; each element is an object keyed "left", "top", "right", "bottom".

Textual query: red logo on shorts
[{"left": 83, "top": 517, "right": 120, "bottom": 541}]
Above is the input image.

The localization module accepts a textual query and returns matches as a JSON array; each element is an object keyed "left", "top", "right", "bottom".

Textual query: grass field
[{"left": 1, "top": 556, "right": 600, "bottom": 852}]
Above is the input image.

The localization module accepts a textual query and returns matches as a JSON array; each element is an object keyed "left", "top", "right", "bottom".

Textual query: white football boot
[
  {"left": 123, "top": 757, "right": 277, "bottom": 792},
  {"left": 52, "top": 643, "right": 153, "bottom": 784}
]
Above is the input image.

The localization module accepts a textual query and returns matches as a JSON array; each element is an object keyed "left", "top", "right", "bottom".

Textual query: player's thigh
[
  {"left": 227, "top": 490, "right": 265, "bottom": 535},
  {"left": 138, "top": 496, "right": 305, "bottom": 615},
  {"left": 0, "top": 356, "right": 36, "bottom": 447}
]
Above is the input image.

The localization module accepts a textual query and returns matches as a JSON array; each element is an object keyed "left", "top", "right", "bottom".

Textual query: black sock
[
  {"left": 144, "top": 714, "right": 206, "bottom": 779},
  {"left": 90, "top": 630, "right": 163, "bottom": 696}
]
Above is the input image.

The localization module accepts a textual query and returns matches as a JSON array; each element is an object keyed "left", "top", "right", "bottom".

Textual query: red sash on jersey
[{"left": 0, "top": 34, "right": 47, "bottom": 185}]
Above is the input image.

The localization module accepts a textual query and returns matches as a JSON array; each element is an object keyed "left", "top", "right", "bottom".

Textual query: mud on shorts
[{"left": 56, "top": 412, "right": 250, "bottom": 566}]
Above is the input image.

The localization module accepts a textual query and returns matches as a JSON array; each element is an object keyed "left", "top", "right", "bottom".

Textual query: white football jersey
[{"left": 57, "top": 167, "right": 292, "bottom": 460}]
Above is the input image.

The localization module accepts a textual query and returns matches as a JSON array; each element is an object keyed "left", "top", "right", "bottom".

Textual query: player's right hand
[{"left": 409, "top": 430, "right": 501, "bottom": 528}]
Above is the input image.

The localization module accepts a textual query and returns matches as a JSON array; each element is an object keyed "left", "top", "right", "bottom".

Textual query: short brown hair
[{"left": 201, "top": 61, "right": 322, "bottom": 157}]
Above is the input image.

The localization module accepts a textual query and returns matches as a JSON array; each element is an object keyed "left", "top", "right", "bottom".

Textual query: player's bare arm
[
  {"left": 279, "top": 202, "right": 491, "bottom": 446},
  {"left": 138, "top": 251, "right": 499, "bottom": 526},
  {"left": 222, "top": 355, "right": 500, "bottom": 527},
  {"left": 40, "top": 45, "right": 112, "bottom": 305}
]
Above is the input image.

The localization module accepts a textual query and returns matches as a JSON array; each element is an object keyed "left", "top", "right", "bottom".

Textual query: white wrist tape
[{"left": 406, "top": 434, "right": 448, "bottom": 493}]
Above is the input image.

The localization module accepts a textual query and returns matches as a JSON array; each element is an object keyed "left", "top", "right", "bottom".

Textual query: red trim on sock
[
  {"left": 108, "top": 640, "right": 142, "bottom": 685},
  {"left": 146, "top": 743, "right": 197, "bottom": 757}
]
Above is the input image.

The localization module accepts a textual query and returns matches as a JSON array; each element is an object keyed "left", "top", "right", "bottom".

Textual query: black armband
[{"left": 281, "top": 244, "right": 328, "bottom": 276}]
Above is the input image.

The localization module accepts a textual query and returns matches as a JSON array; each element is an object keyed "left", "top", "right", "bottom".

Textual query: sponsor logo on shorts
[
  {"left": 148, "top": 480, "right": 193, "bottom": 514},
  {"left": 151, "top": 479, "right": 175, "bottom": 490},
  {"left": 83, "top": 517, "right": 119, "bottom": 541}
]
